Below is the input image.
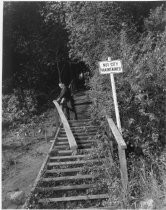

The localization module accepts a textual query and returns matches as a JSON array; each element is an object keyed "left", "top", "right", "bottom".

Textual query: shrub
[
  {"left": 2, "top": 89, "right": 37, "bottom": 129},
  {"left": 85, "top": 5, "right": 166, "bottom": 208},
  {"left": 88, "top": 5, "right": 166, "bottom": 158}
]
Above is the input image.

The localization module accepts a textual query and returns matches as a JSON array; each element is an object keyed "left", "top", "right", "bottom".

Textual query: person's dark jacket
[{"left": 57, "top": 86, "right": 72, "bottom": 104}]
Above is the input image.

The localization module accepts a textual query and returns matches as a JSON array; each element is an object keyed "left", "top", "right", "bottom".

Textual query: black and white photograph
[{"left": 2, "top": 1, "right": 166, "bottom": 209}]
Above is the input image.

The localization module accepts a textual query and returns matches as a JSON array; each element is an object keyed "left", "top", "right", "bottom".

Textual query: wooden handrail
[
  {"left": 53, "top": 100, "right": 77, "bottom": 151},
  {"left": 106, "top": 115, "right": 128, "bottom": 201},
  {"left": 106, "top": 116, "right": 126, "bottom": 149}
]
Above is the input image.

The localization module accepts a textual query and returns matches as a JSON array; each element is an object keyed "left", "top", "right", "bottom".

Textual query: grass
[{"left": 78, "top": 132, "right": 166, "bottom": 209}]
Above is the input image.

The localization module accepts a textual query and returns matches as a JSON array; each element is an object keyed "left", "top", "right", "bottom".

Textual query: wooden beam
[
  {"left": 47, "top": 158, "right": 103, "bottom": 167},
  {"left": 118, "top": 147, "right": 128, "bottom": 196},
  {"left": 53, "top": 100, "right": 78, "bottom": 151},
  {"left": 36, "top": 184, "right": 94, "bottom": 192},
  {"left": 106, "top": 116, "right": 126, "bottom": 149},
  {"left": 106, "top": 116, "right": 128, "bottom": 202},
  {"left": 39, "top": 194, "right": 109, "bottom": 203},
  {"left": 41, "top": 174, "right": 94, "bottom": 182}
]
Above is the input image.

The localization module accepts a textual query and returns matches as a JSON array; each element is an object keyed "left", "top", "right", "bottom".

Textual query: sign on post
[
  {"left": 99, "top": 60, "right": 123, "bottom": 74},
  {"left": 99, "top": 58, "right": 128, "bottom": 203},
  {"left": 99, "top": 58, "right": 123, "bottom": 133}
]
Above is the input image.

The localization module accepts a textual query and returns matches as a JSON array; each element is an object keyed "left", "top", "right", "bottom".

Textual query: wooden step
[
  {"left": 54, "top": 145, "right": 70, "bottom": 150},
  {"left": 77, "top": 142, "right": 95, "bottom": 147},
  {"left": 75, "top": 135, "right": 95, "bottom": 139},
  {"left": 75, "top": 136, "right": 94, "bottom": 140},
  {"left": 76, "top": 139, "right": 96, "bottom": 144},
  {"left": 57, "top": 136, "right": 67, "bottom": 140},
  {"left": 69, "top": 122, "right": 90, "bottom": 128},
  {"left": 69, "top": 119, "right": 91, "bottom": 123},
  {"left": 49, "top": 154, "right": 87, "bottom": 160},
  {"left": 48, "top": 158, "right": 101, "bottom": 166},
  {"left": 70, "top": 127, "right": 98, "bottom": 131},
  {"left": 55, "top": 141, "right": 69, "bottom": 145},
  {"left": 60, "top": 130, "right": 97, "bottom": 135},
  {"left": 45, "top": 167, "right": 81, "bottom": 174},
  {"left": 41, "top": 174, "right": 94, "bottom": 182},
  {"left": 36, "top": 184, "right": 94, "bottom": 192},
  {"left": 78, "top": 144, "right": 95, "bottom": 149},
  {"left": 39, "top": 194, "right": 108, "bottom": 203},
  {"left": 50, "top": 148, "right": 95, "bottom": 156}
]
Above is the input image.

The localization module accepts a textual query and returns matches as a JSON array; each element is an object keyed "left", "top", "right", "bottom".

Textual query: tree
[{"left": 3, "top": 1, "right": 70, "bottom": 95}]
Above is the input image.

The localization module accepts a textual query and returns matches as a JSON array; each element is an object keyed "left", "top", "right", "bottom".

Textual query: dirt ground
[
  {"left": 2, "top": 108, "right": 57, "bottom": 209},
  {"left": 2, "top": 139, "right": 52, "bottom": 209}
]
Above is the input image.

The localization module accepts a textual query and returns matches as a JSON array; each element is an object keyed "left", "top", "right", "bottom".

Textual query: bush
[
  {"left": 2, "top": 89, "right": 37, "bottom": 129},
  {"left": 85, "top": 5, "right": 166, "bottom": 208},
  {"left": 88, "top": 5, "right": 166, "bottom": 158}
]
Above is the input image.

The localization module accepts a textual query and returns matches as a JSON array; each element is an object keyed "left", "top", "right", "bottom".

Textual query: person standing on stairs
[{"left": 57, "top": 83, "right": 78, "bottom": 120}]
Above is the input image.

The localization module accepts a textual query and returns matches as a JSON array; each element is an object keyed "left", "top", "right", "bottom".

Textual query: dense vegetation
[
  {"left": 62, "top": 2, "right": 166, "bottom": 207},
  {"left": 3, "top": 1, "right": 166, "bottom": 208}
]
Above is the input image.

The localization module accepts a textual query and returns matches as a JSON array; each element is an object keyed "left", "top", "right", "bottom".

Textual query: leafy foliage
[
  {"left": 3, "top": 1, "right": 70, "bottom": 95},
  {"left": 2, "top": 2, "right": 166, "bottom": 207},
  {"left": 64, "top": 2, "right": 166, "bottom": 156},
  {"left": 63, "top": 2, "right": 166, "bottom": 207},
  {"left": 2, "top": 89, "right": 37, "bottom": 129}
]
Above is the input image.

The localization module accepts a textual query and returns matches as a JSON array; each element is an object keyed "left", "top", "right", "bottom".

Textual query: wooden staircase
[{"left": 24, "top": 91, "right": 110, "bottom": 209}]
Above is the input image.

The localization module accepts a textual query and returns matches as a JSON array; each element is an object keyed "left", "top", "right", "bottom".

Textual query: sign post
[
  {"left": 99, "top": 57, "right": 122, "bottom": 133},
  {"left": 99, "top": 58, "right": 128, "bottom": 206}
]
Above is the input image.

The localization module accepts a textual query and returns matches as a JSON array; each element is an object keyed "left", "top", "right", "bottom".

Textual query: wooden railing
[
  {"left": 23, "top": 101, "right": 77, "bottom": 208},
  {"left": 53, "top": 100, "right": 77, "bottom": 151},
  {"left": 106, "top": 116, "right": 128, "bottom": 197}
]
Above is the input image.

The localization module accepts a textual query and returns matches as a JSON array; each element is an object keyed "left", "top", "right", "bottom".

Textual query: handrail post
[
  {"left": 118, "top": 146, "right": 128, "bottom": 206},
  {"left": 106, "top": 116, "right": 128, "bottom": 206}
]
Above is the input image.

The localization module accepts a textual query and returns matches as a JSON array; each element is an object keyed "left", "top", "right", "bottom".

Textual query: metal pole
[{"left": 108, "top": 57, "right": 122, "bottom": 133}]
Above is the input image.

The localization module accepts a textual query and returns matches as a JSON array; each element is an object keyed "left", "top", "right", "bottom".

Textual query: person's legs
[
  {"left": 68, "top": 100, "right": 77, "bottom": 120},
  {"left": 62, "top": 104, "right": 70, "bottom": 120},
  {"left": 72, "top": 105, "right": 78, "bottom": 120},
  {"left": 66, "top": 106, "right": 70, "bottom": 120}
]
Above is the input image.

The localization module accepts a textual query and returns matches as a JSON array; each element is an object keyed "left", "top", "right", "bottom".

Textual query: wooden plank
[
  {"left": 39, "top": 194, "right": 108, "bottom": 203},
  {"left": 70, "top": 126, "right": 98, "bottom": 129},
  {"left": 36, "top": 184, "right": 93, "bottom": 192},
  {"left": 118, "top": 147, "right": 128, "bottom": 194},
  {"left": 76, "top": 139, "right": 96, "bottom": 144},
  {"left": 53, "top": 100, "right": 77, "bottom": 151},
  {"left": 57, "top": 148, "right": 94, "bottom": 155},
  {"left": 75, "top": 136, "right": 94, "bottom": 140},
  {"left": 57, "top": 137, "right": 68, "bottom": 140},
  {"left": 54, "top": 145, "right": 69, "bottom": 149},
  {"left": 46, "top": 167, "right": 81, "bottom": 174},
  {"left": 69, "top": 119, "right": 91, "bottom": 123},
  {"left": 60, "top": 130, "right": 97, "bottom": 134},
  {"left": 48, "top": 158, "right": 101, "bottom": 166},
  {"left": 106, "top": 116, "right": 128, "bottom": 202},
  {"left": 106, "top": 117, "right": 126, "bottom": 149},
  {"left": 55, "top": 141, "right": 69, "bottom": 145},
  {"left": 57, "top": 150, "right": 73, "bottom": 155},
  {"left": 78, "top": 144, "right": 94, "bottom": 149},
  {"left": 41, "top": 174, "right": 94, "bottom": 182},
  {"left": 49, "top": 154, "right": 87, "bottom": 160}
]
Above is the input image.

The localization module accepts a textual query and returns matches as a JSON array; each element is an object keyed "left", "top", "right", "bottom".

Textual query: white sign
[{"left": 99, "top": 60, "right": 123, "bottom": 74}]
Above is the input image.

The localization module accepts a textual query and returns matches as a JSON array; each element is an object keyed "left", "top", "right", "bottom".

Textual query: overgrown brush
[
  {"left": 2, "top": 89, "right": 37, "bottom": 129},
  {"left": 83, "top": 7, "right": 166, "bottom": 205},
  {"left": 80, "top": 127, "right": 166, "bottom": 208}
]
